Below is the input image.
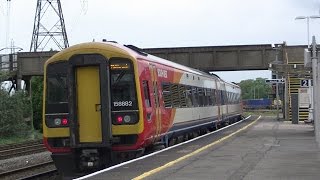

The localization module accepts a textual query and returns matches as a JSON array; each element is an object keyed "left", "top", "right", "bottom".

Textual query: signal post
[{"left": 266, "top": 79, "right": 285, "bottom": 121}]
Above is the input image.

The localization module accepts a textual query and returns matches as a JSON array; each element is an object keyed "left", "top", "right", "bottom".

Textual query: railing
[{"left": 0, "top": 54, "right": 18, "bottom": 72}]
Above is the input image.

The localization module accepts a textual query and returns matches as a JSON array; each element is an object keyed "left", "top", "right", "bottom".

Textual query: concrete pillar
[
  {"left": 310, "top": 36, "right": 320, "bottom": 145},
  {"left": 284, "top": 75, "right": 290, "bottom": 120},
  {"left": 291, "top": 94, "right": 299, "bottom": 124},
  {"left": 24, "top": 77, "right": 34, "bottom": 130}
]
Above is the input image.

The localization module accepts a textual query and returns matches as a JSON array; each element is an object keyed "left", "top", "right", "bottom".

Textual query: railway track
[
  {"left": 0, "top": 160, "right": 57, "bottom": 179},
  {"left": 0, "top": 140, "right": 47, "bottom": 160}
]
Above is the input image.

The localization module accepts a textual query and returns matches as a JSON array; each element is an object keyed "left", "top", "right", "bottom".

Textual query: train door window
[
  {"left": 236, "top": 93, "right": 238, "bottom": 103},
  {"left": 224, "top": 91, "right": 227, "bottom": 105},
  {"left": 218, "top": 90, "right": 222, "bottom": 105},
  {"left": 171, "top": 84, "right": 180, "bottom": 108},
  {"left": 202, "top": 88, "right": 207, "bottom": 106},
  {"left": 179, "top": 85, "right": 187, "bottom": 108},
  {"left": 232, "top": 93, "right": 235, "bottom": 104},
  {"left": 162, "top": 83, "right": 172, "bottom": 108},
  {"left": 110, "top": 58, "right": 137, "bottom": 111},
  {"left": 192, "top": 87, "right": 199, "bottom": 107},
  {"left": 221, "top": 91, "right": 225, "bottom": 105},
  {"left": 186, "top": 86, "right": 193, "bottom": 107},
  {"left": 206, "top": 88, "right": 211, "bottom": 106},
  {"left": 142, "top": 80, "right": 151, "bottom": 108}
]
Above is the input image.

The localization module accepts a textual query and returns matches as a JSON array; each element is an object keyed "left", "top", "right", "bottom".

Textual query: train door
[
  {"left": 214, "top": 80, "right": 221, "bottom": 123},
  {"left": 220, "top": 82, "right": 226, "bottom": 121},
  {"left": 68, "top": 54, "right": 112, "bottom": 148},
  {"left": 149, "top": 64, "right": 161, "bottom": 141},
  {"left": 76, "top": 66, "right": 102, "bottom": 143}
]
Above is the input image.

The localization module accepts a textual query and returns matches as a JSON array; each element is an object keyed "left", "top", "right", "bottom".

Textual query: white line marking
[{"left": 74, "top": 115, "right": 252, "bottom": 180}]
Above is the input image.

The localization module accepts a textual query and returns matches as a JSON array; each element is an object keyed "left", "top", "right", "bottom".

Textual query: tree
[
  {"left": 0, "top": 73, "right": 30, "bottom": 137},
  {"left": 239, "top": 78, "right": 272, "bottom": 100},
  {"left": 31, "top": 76, "right": 44, "bottom": 131}
]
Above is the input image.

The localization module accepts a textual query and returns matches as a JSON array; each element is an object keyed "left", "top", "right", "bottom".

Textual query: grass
[{"left": 0, "top": 130, "right": 43, "bottom": 145}]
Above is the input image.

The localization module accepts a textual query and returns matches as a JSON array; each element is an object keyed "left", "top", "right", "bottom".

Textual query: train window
[
  {"left": 192, "top": 87, "right": 199, "bottom": 107},
  {"left": 216, "top": 90, "right": 222, "bottom": 105},
  {"left": 198, "top": 88, "right": 205, "bottom": 106},
  {"left": 46, "top": 61, "right": 68, "bottom": 114},
  {"left": 171, "top": 84, "right": 180, "bottom": 108},
  {"left": 162, "top": 83, "right": 172, "bottom": 108},
  {"left": 110, "top": 58, "right": 137, "bottom": 111},
  {"left": 186, "top": 86, "right": 193, "bottom": 107},
  {"left": 142, "top": 81, "right": 151, "bottom": 108},
  {"left": 179, "top": 85, "right": 187, "bottom": 108},
  {"left": 211, "top": 89, "right": 216, "bottom": 106},
  {"left": 206, "top": 88, "right": 212, "bottom": 106},
  {"left": 203, "top": 88, "right": 208, "bottom": 106},
  {"left": 221, "top": 91, "right": 226, "bottom": 105},
  {"left": 224, "top": 91, "right": 227, "bottom": 105}
]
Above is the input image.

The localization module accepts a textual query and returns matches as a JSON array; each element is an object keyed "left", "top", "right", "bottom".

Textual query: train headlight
[
  {"left": 124, "top": 115, "right": 131, "bottom": 123},
  {"left": 54, "top": 118, "right": 62, "bottom": 126},
  {"left": 112, "top": 112, "right": 138, "bottom": 125},
  {"left": 45, "top": 115, "right": 69, "bottom": 128}
]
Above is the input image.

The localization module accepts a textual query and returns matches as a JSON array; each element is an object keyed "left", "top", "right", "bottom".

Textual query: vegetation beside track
[
  {"left": 0, "top": 73, "right": 43, "bottom": 145},
  {"left": 0, "top": 131, "right": 42, "bottom": 145}
]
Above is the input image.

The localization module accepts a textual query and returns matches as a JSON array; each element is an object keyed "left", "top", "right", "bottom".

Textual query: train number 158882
[{"left": 113, "top": 101, "right": 133, "bottom": 107}]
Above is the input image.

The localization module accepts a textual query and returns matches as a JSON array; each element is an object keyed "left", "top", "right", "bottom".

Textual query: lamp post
[{"left": 295, "top": 15, "right": 320, "bottom": 47}]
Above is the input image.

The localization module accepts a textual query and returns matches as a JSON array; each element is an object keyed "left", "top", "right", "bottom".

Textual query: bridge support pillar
[{"left": 24, "top": 76, "right": 34, "bottom": 130}]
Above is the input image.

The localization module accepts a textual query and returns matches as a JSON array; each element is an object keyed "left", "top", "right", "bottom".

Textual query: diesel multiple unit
[{"left": 42, "top": 42, "right": 242, "bottom": 175}]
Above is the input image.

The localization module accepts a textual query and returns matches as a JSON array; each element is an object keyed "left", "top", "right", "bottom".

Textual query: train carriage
[{"left": 43, "top": 42, "right": 242, "bottom": 175}]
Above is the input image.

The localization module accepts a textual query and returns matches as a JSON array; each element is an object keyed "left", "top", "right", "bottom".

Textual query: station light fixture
[{"left": 295, "top": 15, "right": 320, "bottom": 47}]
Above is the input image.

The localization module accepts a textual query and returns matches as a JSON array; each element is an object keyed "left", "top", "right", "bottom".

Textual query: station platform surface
[{"left": 77, "top": 116, "right": 320, "bottom": 180}]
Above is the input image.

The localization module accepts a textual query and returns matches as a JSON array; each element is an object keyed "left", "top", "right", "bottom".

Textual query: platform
[{"left": 76, "top": 116, "right": 320, "bottom": 180}]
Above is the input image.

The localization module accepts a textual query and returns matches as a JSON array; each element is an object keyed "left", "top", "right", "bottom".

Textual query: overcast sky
[{"left": 1, "top": 0, "right": 320, "bottom": 82}]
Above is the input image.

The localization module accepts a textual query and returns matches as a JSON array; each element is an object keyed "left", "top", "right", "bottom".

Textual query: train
[
  {"left": 42, "top": 42, "right": 243, "bottom": 176},
  {"left": 242, "top": 99, "right": 272, "bottom": 109},
  {"left": 242, "top": 98, "right": 281, "bottom": 109}
]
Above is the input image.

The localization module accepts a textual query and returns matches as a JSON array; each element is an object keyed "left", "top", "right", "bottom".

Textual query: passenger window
[
  {"left": 192, "top": 87, "right": 199, "bottom": 107},
  {"left": 162, "top": 83, "right": 172, "bottom": 108},
  {"left": 186, "top": 86, "right": 193, "bottom": 107},
  {"left": 179, "top": 85, "right": 187, "bottom": 107},
  {"left": 171, "top": 84, "right": 180, "bottom": 108},
  {"left": 198, "top": 88, "right": 205, "bottom": 106}
]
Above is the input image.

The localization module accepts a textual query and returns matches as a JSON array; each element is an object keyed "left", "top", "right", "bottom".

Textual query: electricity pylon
[{"left": 30, "top": 0, "right": 69, "bottom": 52}]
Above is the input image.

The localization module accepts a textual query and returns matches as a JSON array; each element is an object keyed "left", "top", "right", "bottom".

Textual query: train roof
[{"left": 47, "top": 41, "right": 239, "bottom": 88}]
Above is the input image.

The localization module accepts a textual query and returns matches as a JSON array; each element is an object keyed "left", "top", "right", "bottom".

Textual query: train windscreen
[
  {"left": 110, "top": 58, "right": 137, "bottom": 111},
  {"left": 46, "top": 61, "right": 68, "bottom": 114}
]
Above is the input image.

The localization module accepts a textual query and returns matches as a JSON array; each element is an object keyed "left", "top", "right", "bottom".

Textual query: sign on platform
[
  {"left": 300, "top": 79, "right": 313, "bottom": 87},
  {"left": 265, "top": 79, "right": 285, "bottom": 84}
]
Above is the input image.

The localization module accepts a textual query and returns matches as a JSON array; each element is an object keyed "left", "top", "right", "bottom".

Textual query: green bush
[
  {"left": 0, "top": 90, "right": 30, "bottom": 138},
  {"left": 31, "top": 76, "right": 44, "bottom": 131}
]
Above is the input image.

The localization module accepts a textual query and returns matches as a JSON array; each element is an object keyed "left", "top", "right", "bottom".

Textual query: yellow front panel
[{"left": 76, "top": 66, "right": 102, "bottom": 143}]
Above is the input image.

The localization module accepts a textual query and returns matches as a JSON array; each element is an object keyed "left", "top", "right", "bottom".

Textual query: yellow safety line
[{"left": 132, "top": 116, "right": 261, "bottom": 180}]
